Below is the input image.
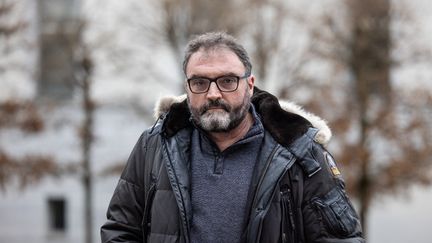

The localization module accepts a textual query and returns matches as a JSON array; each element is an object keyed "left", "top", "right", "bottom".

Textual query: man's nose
[{"left": 206, "top": 82, "right": 222, "bottom": 100}]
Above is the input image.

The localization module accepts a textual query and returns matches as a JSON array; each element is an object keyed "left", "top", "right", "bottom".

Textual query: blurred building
[
  {"left": 37, "top": 0, "right": 81, "bottom": 100},
  {"left": 0, "top": 1, "right": 147, "bottom": 243}
]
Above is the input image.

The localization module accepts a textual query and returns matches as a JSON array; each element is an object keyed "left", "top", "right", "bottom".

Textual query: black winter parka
[{"left": 101, "top": 88, "right": 365, "bottom": 243}]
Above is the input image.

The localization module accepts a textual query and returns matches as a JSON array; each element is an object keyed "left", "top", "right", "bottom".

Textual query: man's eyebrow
[{"left": 188, "top": 74, "right": 206, "bottom": 79}]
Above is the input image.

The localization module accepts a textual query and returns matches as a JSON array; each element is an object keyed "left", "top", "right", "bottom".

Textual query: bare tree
[
  {"left": 2, "top": 1, "right": 96, "bottom": 240},
  {"left": 73, "top": 27, "right": 95, "bottom": 243},
  {"left": 247, "top": 0, "right": 288, "bottom": 84},
  {"left": 78, "top": 48, "right": 95, "bottom": 243},
  {"left": 160, "top": 0, "right": 246, "bottom": 67},
  {"left": 0, "top": 100, "right": 60, "bottom": 190},
  {"left": 0, "top": 1, "right": 27, "bottom": 75},
  {"left": 41, "top": 7, "right": 96, "bottom": 240},
  {"left": 119, "top": 0, "right": 299, "bottom": 92},
  {"left": 280, "top": 0, "right": 432, "bottom": 234},
  {"left": 0, "top": 1, "right": 60, "bottom": 190}
]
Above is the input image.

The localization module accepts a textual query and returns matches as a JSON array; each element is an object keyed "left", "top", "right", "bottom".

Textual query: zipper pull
[{"left": 280, "top": 185, "right": 296, "bottom": 242}]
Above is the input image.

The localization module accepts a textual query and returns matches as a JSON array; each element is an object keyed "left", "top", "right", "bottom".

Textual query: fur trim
[
  {"left": 153, "top": 89, "right": 332, "bottom": 145},
  {"left": 153, "top": 94, "right": 187, "bottom": 120},
  {"left": 278, "top": 100, "right": 332, "bottom": 145}
]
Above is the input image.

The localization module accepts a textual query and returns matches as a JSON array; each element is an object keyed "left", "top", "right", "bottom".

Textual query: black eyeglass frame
[{"left": 186, "top": 72, "right": 250, "bottom": 94}]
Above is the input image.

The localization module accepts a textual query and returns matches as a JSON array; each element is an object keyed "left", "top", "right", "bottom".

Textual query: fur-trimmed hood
[{"left": 154, "top": 88, "right": 332, "bottom": 147}]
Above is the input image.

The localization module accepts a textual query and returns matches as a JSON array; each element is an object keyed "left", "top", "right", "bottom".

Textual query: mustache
[{"left": 200, "top": 99, "right": 231, "bottom": 115}]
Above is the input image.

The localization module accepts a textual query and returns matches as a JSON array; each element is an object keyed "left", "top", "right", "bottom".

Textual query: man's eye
[
  {"left": 191, "top": 79, "right": 207, "bottom": 86},
  {"left": 219, "top": 77, "right": 236, "bottom": 84}
]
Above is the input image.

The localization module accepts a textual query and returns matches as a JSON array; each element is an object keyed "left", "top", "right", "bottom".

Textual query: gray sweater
[{"left": 190, "top": 106, "right": 264, "bottom": 243}]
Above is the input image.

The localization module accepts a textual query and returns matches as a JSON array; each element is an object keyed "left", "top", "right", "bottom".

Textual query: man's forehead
[{"left": 186, "top": 47, "right": 244, "bottom": 75}]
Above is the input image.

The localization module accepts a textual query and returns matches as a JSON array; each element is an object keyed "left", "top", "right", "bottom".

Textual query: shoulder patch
[{"left": 323, "top": 151, "right": 341, "bottom": 177}]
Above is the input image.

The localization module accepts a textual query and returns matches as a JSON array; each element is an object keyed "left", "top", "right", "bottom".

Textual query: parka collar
[{"left": 154, "top": 87, "right": 332, "bottom": 147}]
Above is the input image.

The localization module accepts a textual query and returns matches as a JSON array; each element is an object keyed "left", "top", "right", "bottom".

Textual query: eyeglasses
[{"left": 187, "top": 73, "right": 250, "bottom": 94}]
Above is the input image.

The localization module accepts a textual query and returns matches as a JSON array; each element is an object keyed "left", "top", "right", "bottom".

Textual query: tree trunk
[
  {"left": 81, "top": 56, "right": 94, "bottom": 243},
  {"left": 347, "top": 0, "right": 391, "bottom": 235},
  {"left": 357, "top": 90, "right": 372, "bottom": 234}
]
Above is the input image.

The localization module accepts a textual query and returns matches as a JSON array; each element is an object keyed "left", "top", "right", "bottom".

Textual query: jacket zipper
[
  {"left": 280, "top": 185, "right": 296, "bottom": 243},
  {"left": 142, "top": 181, "right": 157, "bottom": 243},
  {"left": 250, "top": 145, "right": 280, "bottom": 212},
  {"left": 161, "top": 137, "right": 190, "bottom": 243},
  {"left": 248, "top": 143, "right": 299, "bottom": 243},
  {"left": 248, "top": 144, "right": 280, "bottom": 242}
]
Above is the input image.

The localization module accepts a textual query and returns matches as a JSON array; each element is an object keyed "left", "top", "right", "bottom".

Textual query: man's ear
[{"left": 248, "top": 75, "right": 255, "bottom": 95}]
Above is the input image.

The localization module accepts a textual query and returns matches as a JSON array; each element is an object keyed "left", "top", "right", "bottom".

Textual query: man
[{"left": 101, "top": 32, "right": 364, "bottom": 243}]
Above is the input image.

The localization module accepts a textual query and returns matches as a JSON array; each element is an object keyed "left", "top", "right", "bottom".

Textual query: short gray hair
[{"left": 182, "top": 32, "right": 252, "bottom": 76}]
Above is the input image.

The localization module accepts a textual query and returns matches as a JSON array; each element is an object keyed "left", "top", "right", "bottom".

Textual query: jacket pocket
[
  {"left": 142, "top": 182, "right": 157, "bottom": 243},
  {"left": 280, "top": 185, "right": 296, "bottom": 243},
  {"left": 313, "top": 187, "right": 358, "bottom": 237}
]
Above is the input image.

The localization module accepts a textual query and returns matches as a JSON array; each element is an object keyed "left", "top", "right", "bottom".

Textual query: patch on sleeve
[{"left": 323, "top": 152, "right": 341, "bottom": 177}]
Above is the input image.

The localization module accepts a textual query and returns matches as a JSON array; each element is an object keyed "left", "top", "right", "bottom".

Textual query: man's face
[{"left": 185, "top": 48, "right": 254, "bottom": 133}]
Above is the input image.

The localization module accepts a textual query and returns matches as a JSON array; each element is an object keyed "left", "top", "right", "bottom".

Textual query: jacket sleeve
[
  {"left": 300, "top": 142, "right": 365, "bottom": 243},
  {"left": 101, "top": 133, "right": 148, "bottom": 243}
]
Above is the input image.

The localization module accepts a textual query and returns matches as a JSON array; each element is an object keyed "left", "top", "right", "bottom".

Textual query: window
[{"left": 47, "top": 197, "right": 67, "bottom": 232}]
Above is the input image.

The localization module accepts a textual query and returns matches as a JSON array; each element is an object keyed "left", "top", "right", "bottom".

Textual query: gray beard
[{"left": 188, "top": 92, "right": 251, "bottom": 133}]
